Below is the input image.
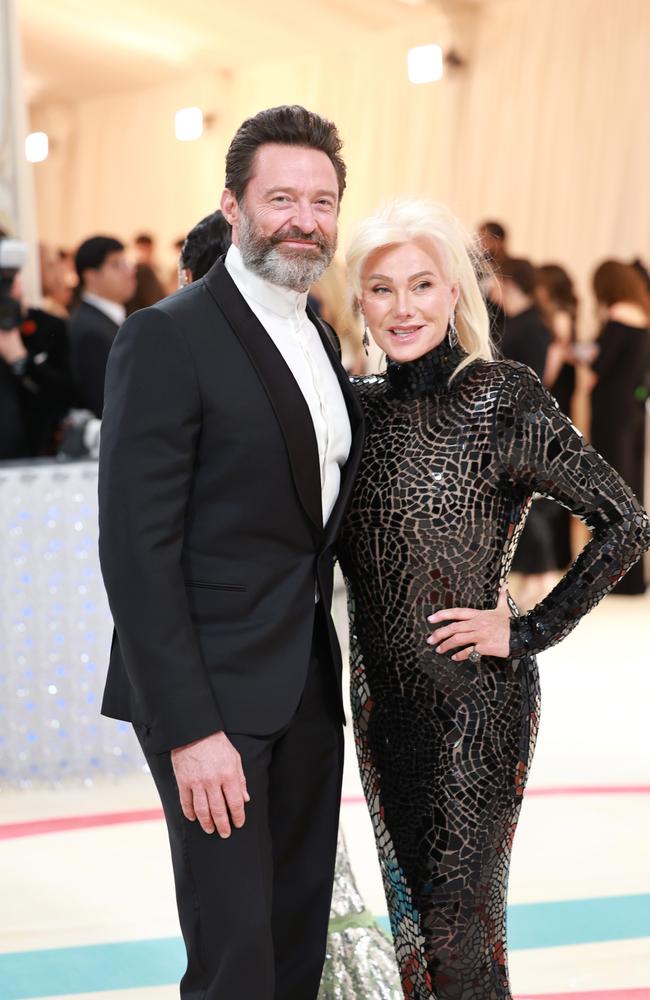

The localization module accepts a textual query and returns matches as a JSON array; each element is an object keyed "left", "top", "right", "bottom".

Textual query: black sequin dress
[{"left": 337, "top": 341, "right": 650, "bottom": 1000}]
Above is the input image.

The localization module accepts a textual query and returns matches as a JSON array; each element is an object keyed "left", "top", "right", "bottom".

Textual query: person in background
[
  {"left": 0, "top": 233, "right": 78, "bottom": 459},
  {"left": 534, "top": 263, "right": 579, "bottom": 568},
  {"left": 68, "top": 236, "right": 136, "bottom": 417},
  {"left": 133, "top": 233, "right": 158, "bottom": 270},
  {"left": 501, "top": 258, "right": 550, "bottom": 374},
  {"left": 178, "top": 211, "right": 232, "bottom": 286},
  {"left": 40, "top": 244, "right": 74, "bottom": 318},
  {"left": 477, "top": 220, "right": 508, "bottom": 346},
  {"left": 166, "top": 236, "right": 186, "bottom": 294},
  {"left": 500, "top": 257, "right": 555, "bottom": 606},
  {"left": 126, "top": 232, "right": 166, "bottom": 314},
  {"left": 588, "top": 259, "right": 650, "bottom": 594},
  {"left": 535, "top": 263, "right": 578, "bottom": 411},
  {"left": 310, "top": 260, "right": 364, "bottom": 373}
]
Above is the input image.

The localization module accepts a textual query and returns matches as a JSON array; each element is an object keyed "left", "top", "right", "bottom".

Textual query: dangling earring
[
  {"left": 448, "top": 313, "right": 458, "bottom": 348},
  {"left": 362, "top": 324, "right": 370, "bottom": 357}
]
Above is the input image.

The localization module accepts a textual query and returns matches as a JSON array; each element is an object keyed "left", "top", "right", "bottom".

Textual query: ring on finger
[{"left": 468, "top": 647, "right": 481, "bottom": 664}]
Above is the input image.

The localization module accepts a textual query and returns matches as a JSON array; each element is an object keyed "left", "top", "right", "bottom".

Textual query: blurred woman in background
[
  {"left": 589, "top": 260, "right": 650, "bottom": 594},
  {"left": 310, "top": 260, "right": 365, "bottom": 374},
  {"left": 535, "top": 263, "right": 578, "bottom": 415},
  {"left": 534, "top": 263, "right": 579, "bottom": 569}
]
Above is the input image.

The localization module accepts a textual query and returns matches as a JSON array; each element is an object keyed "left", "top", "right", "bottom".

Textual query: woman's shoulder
[
  {"left": 463, "top": 356, "right": 541, "bottom": 394},
  {"left": 463, "top": 358, "right": 555, "bottom": 423},
  {"left": 349, "top": 371, "right": 389, "bottom": 402}
]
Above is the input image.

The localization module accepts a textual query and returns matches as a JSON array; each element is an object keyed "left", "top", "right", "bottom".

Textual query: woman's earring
[
  {"left": 362, "top": 324, "right": 370, "bottom": 357},
  {"left": 448, "top": 313, "right": 458, "bottom": 348}
]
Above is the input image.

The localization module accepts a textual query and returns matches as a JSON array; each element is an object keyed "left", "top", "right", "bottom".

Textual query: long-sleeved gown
[{"left": 337, "top": 340, "right": 650, "bottom": 1000}]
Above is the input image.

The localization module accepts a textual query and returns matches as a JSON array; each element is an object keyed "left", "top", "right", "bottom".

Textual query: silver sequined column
[{"left": 320, "top": 832, "right": 401, "bottom": 1000}]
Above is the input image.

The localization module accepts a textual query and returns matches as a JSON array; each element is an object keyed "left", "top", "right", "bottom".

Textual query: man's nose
[{"left": 292, "top": 199, "right": 317, "bottom": 234}]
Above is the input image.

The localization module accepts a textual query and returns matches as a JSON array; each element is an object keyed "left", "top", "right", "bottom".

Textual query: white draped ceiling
[{"left": 22, "top": 0, "right": 650, "bottom": 334}]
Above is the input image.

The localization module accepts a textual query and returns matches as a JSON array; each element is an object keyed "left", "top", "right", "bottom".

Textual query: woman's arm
[{"left": 495, "top": 367, "right": 650, "bottom": 658}]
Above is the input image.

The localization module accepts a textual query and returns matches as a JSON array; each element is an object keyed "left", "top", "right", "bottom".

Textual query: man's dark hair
[
  {"left": 75, "top": 236, "right": 124, "bottom": 284},
  {"left": 481, "top": 220, "right": 507, "bottom": 241},
  {"left": 134, "top": 233, "right": 154, "bottom": 247},
  {"left": 181, "top": 211, "right": 232, "bottom": 280},
  {"left": 503, "top": 257, "right": 536, "bottom": 297},
  {"left": 225, "top": 105, "right": 346, "bottom": 204}
]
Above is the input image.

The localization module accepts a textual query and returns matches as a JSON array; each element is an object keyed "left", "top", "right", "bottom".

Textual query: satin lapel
[
  {"left": 307, "top": 307, "right": 366, "bottom": 546},
  {"left": 205, "top": 260, "right": 323, "bottom": 533}
]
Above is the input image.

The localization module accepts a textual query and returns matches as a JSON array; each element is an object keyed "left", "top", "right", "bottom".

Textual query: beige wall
[{"left": 29, "top": 0, "right": 650, "bottom": 330}]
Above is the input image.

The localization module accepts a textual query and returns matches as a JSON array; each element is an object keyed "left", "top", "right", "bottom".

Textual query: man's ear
[
  {"left": 220, "top": 189, "right": 238, "bottom": 227},
  {"left": 221, "top": 189, "right": 241, "bottom": 246}
]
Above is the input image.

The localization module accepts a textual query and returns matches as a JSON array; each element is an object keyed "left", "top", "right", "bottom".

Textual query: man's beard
[{"left": 238, "top": 209, "right": 337, "bottom": 292}]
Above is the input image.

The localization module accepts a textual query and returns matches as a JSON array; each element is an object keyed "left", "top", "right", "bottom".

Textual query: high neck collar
[
  {"left": 225, "top": 243, "right": 308, "bottom": 318},
  {"left": 386, "top": 339, "right": 467, "bottom": 399}
]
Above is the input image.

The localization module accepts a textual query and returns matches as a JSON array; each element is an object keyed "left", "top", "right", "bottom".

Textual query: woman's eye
[
  {"left": 371, "top": 285, "right": 390, "bottom": 295},
  {"left": 415, "top": 281, "right": 433, "bottom": 291}
]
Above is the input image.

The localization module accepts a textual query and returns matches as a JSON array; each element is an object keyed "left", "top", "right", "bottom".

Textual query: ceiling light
[
  {"left": 407, "top": 44, "right": 443, "bottom": 84},
  {"left": 25, "top": 132, "right": 49, "bottom": 163},
  {"left": 175, "top": 107, "right": 203, "bottom": 142}
]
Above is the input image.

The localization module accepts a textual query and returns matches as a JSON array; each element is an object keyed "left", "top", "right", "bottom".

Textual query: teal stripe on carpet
[
  {"left": 2, "top": 894, "right": 649, "bottom": 999},
  {"left": 0, "top": 937, "right": 186, "bottom": 999}
]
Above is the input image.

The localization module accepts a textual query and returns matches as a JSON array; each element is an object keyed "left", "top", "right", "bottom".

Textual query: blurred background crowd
[{"left": 2, "top": 219, "right": 649, "bottom": 596}]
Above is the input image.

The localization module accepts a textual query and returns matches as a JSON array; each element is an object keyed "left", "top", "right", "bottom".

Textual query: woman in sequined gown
[{"left": 336, "top": 200, "right": 650, "bottom": 1000}]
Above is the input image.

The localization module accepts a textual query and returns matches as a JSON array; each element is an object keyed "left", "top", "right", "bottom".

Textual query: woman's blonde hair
[{"left": 346, "top": 198, "right": 494, "bottom": 376}]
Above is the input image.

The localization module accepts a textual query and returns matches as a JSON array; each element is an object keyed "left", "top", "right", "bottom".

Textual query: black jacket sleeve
[
  {"left": 98, "top": 306, "right": 225, "bottom": 751},
  {"left": 72, "top": 325, "right": 113, "bottom": 417},
  {"left": 494, "top": 366, "right": 650, "bottom": 658}
]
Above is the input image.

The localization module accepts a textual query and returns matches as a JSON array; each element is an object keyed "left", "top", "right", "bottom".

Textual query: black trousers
[{"left": 138, "top": 609, "right": 344, "bottom": 1000}]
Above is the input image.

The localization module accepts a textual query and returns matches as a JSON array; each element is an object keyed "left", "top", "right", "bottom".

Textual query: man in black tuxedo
[
  {"left": 68, "top": 236, "right": 136, "bottom": 416},
  {"left": 99, "top": 106, "right": 364, "bottom": 1000}
]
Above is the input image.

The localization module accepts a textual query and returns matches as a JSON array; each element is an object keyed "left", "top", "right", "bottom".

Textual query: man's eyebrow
[{"left": 264, "top": 186, "right": 338, "bottom": 199}]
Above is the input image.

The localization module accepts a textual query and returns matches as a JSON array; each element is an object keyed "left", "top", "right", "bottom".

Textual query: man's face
[
  {"left": 221, "top": 143, "right": 339, "bottom": 292},
  {"left": 134, "top": 241, "right": 154, "bottom": 266},
  {"left": 85, "top": 251, "right": 136, "bottom": 304}
]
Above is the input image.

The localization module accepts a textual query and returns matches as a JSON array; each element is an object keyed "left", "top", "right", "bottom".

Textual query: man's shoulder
[
  {"left": 69, "top": 301, "right": 117, "bottom": 338},
  {"left": 149, "top": 277, "right": 223, "bottom": 326}
]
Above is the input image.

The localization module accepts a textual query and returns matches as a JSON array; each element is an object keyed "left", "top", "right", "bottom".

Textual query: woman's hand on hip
[{"left": 426, "top": 586, "right": 511, "bottom": 660}]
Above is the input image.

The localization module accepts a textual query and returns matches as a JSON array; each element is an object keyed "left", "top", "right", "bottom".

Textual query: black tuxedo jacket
[
  {"left": 69, "top": 301, "right": 120, "bottom": 417},
  {"left": 99, "top": 259, "right": 364, "bottom": 753}
]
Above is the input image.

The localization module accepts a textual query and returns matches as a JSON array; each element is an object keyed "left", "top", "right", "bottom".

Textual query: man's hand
[
  {"left": 0, "top": 328, "right": 28, "bottom": 366},
  {"left": 426, "top": 586, "right": 511, "bottom": 660},
  {"left": 171, "top": 731, "right": 250, "bottom": 837}
]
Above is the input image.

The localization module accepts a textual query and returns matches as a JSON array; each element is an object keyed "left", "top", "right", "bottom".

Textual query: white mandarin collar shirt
[
  {"left": 225, "top": 243, "right": 352, "bottom": 525},
  {"left": 82, "top": 293, "right": 126, "bottom": 327}
]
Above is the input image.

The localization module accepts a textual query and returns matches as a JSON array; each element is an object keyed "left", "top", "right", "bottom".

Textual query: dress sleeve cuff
[{"left": 509, "top": 614, "right": 549, "bottom": 659}]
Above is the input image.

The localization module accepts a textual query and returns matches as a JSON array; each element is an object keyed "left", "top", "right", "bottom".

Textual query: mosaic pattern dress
[{"left": 337, "top": 340, "right": 650, "bottom": 1000}]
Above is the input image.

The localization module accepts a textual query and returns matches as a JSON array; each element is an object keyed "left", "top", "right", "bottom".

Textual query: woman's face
[
  {"left": 359, "top": 239, "right": 458, "bottom": 363},
  {"left": 534, "top": 282, "right": 552, "bottom": 312}
]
